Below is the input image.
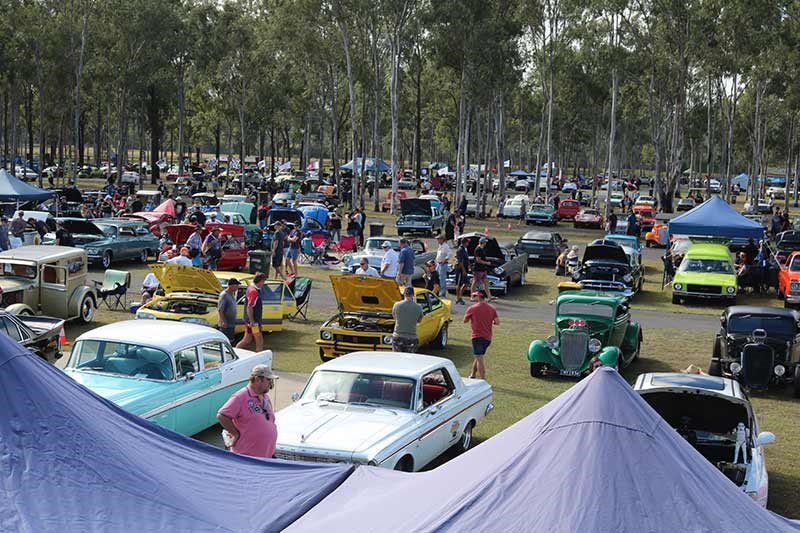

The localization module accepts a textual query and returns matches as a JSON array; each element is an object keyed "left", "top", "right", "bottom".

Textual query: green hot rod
[{"left": 527, "top": 289, "right": 642, "bottom": 377}]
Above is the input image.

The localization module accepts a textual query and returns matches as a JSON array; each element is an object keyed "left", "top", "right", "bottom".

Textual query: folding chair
[
  {"left": 329, "top": 235, "right": 357, "bottom": 255},
  {"left": 300, "top": 237, "right": 323, "bottom": 264},
  {"left": 310, "top": 233, "right": 326, "bottom": 248},
  {"left": 288, "top": 277, "right": 312, "bottom": 320},
  {"left": 93, "top": 270, "right": 131, "bottom": 310}
]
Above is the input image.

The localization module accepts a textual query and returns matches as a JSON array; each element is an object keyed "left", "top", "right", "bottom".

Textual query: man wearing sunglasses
[
  {"left": 217, "top": 364, "right": 278, "bottom": 458},
  {"left": 355, "top": 258, "right": 379, "bottom": 276}
]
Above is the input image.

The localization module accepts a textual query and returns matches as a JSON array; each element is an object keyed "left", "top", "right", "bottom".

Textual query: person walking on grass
[
  {"left": 470, "top": 237, "right": 493, "bottom": 300},
  {"left": 463, "top": 289, "right": 499, "bottom": 380},
  {"left": 217, "top": 277, "right": 241, "bottom": 342},
  {"left": 396, "top": 238, "right": 415, "bottom": 288},
  {"left": 435, "top": 234, "right": 451, "bottom": 298},
  {"left": 236, "top": 272, "right": 266, "bottom": 352},
  {"left": 392, "top": 285, "right": 423, "bottom": 353}
]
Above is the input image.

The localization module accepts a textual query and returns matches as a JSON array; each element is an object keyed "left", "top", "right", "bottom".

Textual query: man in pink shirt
[
  {"left": 217, "top": 364, "right": 278, "bottom": 458},
  {"left": 463, "top": 289, "right": 499, "bottom": 380}
]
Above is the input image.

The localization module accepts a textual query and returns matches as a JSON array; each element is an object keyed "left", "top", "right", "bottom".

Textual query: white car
[
  {"left": 767, "top": 186, "right": 786, "bottom": 199},
  {"left": 561, "top": 181, "right": 577, "bottom": 193},
  {"left": 609, "top": 192, "right": 624, "bottom": 207},
  {"left": 275, "top": 352, "right": 494, "bottom": 471},
  {"left": 634, "top": 372, "right": 775, "bottom": 507},
  {"left": 340, "top": 236, "right": 434, "bottom": 280},
  {"left": 635, "top": 195, "right": 656, "bottom": 207},
  {"left": 120, "top": 171, "right": 141, "bottom": 185},
  {"left": 709, "top": 179, "right": 722, "bottom": 193},
  {"left": 15, "top": 166, "right": 38, "bottom": 181},
  {"left": 501, "top": 195, "right": 527, "bottom": 218},
  {"left": 514, "top": 179, "right": 529, "bottom": 192}
]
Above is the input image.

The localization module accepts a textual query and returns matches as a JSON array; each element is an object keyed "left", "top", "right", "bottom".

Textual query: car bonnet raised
[
  {"left": 399, "top": 198, "right": 432, "bottom": 216},
  {"left": 582, "top": 240, "right": 628, "bottom": 263},
  {"left": 330, "top": 275, "right": 401, "bottom": 313},
  {"left": 149, "top": 264, "right": 223, "bottom": 296}
]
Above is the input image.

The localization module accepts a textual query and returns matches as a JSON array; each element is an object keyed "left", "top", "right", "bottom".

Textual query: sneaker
[{"left": 456, "top": 298, "right": 465, "bottom": 305}]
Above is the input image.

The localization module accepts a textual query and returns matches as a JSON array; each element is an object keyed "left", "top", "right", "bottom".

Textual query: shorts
[
  {"left": 245, "top": 322, "right": 262, "bottom": 335},
  {"left": 287, "top": 247, "right": 300, "bottom": 260},
  {"left": 218, "top": 325, "right": 236, "bottom": 342},
  {"left": 473, "top": 270, "right": 487, "bottom": 283},
  {"left": 455, "top": 269, "right": 468, "bottom": 288},
  {"left": 392, "top": 335, "right": 419, "bottom": 353},
  {"left": 472, "top": 337, "right": 491, "bottom": 357},
  {"left": 271, "top": 254, "right": 284, "bottom": 268},
  {"left": 396, "top": 273, "right": 412, "bottom": 287}
]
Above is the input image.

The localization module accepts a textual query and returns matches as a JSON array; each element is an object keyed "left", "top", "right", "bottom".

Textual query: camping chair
[
  {"left": 330, "top": 235, "right": 357, "bottom": 256},
  {"left": 310, "top": 233, "right": 326, "bottom": 248},
  {"left": 300, "top": 237, "right": 323, "bottom": 265},
  {"left": 288, "top": 277, "right": 312, "bottom": 320},
  {"left": 661, "top": 255, "right": 676, "bottom": 289},
  {"left": 93, "top": 270, "right": 132, "bottom": 310}
]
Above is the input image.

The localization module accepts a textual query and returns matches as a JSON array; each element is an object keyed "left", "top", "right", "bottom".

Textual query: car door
[
  {"left": 197, "top": 340, "right": 231, "bottom": 427},
  {"left": 415, "top": 292, "right": 436, "bottom": 343},
  {"left": 39, "top": 262, "right": 70, "bottom": 318},
  {"left": 415, "top": 368, "right": 459, "bottom": 468},
  {"left": 172, "top": 345, "right": 213, "bottom": 436},
  {"left": 259, "top": 281, "right": 285, "bottom": 332}
]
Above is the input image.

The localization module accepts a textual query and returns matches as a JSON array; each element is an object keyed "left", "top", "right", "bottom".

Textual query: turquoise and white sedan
[{"left": 63, "top": 320, "right": 272, "bottom": 436}]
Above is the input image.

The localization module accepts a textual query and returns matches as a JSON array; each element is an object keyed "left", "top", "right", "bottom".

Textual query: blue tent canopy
[
  {"left": 340, "top": 158, "right": 391, "bottom": 172},
  {"left": 0, "top": 333, "right": 353, "bottom": 532},
  {"left": 290, "top": 368, "right": 799, "bottom": 532},
  {"left": 668, "top": 195, "right": 765, "bottom": 240},
  {"left": 0, "top": 168, "right": 54, "bottom": 202},
  {"left": 509, "top": 170, "right": 533, "bottom": 177}
]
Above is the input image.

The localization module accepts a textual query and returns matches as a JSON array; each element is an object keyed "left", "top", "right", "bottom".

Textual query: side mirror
[
  {"left": 428, "top": 406, "right": 439, "bottom": 416},
  {"left": 184, "top": 372, "right": 195, "bottom": 381},
  {"left": 756, "top": 431, "right": 775, "bottom": 446},
  {"left": 291, "top": 392, "right": 300, "bottom": 402}
]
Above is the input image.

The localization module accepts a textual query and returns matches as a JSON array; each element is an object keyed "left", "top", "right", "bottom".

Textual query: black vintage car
[
  {"left": 709, "top": 306, "right": 800, "bottom": 395},
  {"left": 396, "top": 198, "right": 443, "bottom": 237},
  {"left": 572, "top": 239, "right": 643, "bottom": 295},
  {"left": 446, "top": 233, "right": 528, "bottom": 296},
  {"left": 515, "top": 231, "right": 566, "bottom": 265},
  {"left": 0, "top": 309, "right": 64, "bottom": 363}
]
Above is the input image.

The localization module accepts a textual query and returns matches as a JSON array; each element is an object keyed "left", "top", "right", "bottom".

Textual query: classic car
[
  {"left": 709, "top": 179, "right": 722, "bottom": 193},
  {"left": 556, "top": 199, "right": 580, "bottom": 220},
  {"left": 672, "top": 242, "right": 737, "bottom": 304},
  {"left": 573, "top": 208, "right": 603, "bottom": 229},
  {"left": 514, "top": 231, "right": 566, "bottom": 265},
  {"left": 217, "top": 211, "right": 262, "bottom": 248},
  {"left": 121, "top": 211, "right": 174, "bottom": 237},
  {"left": 219, "top": 201, "right": 256, "bottom": 224},
  {"left": 317, "top": 276, "right": 451, "bottom": 361},
  {"left": 398, "top": 177, "right": 417, "bottom": 190},
  {"left": 445, "top": 233, "right": 528, "bottom": 295},
  {"left": 136, "top": 265, "right": 295, "bottom": 334},
  {"left": 774, "top": 231, "right": 800, "bottom": 266},
  {"left": 396, "top": 198, "right": 444, "bottom": 237},
  {"left": 317, "top": 185, "right": 339, "bottom": 206},
  {"left": 271, "top": 192, "right": 298, "bottom": 207},
  {"left": 514, "top": 178, "right": 530, "bottom": 192},
  {"left": 501, "top": 195, "right": 527, "bottom": 219},
  {"left": 527, "top": 288, "right": 642, "bottom": 377},
  {"left": 676, "top": 197, "right": 696, "bottom": 212},
  {"left": 572, "top": 239, "right": 643, "bottom": 295},
  {"left": 632, "top": 204, "right": 656, "bottom": 231},
  {"left": 767, "top": 186, "right": 786, "bottom": 200},
  {"left": 635, "top": 195, "right": 656, "bottom": 207},
  {"left": 381, "top": 191, "right": 407, "bottom": 212},
  {"left": 778, "top": 251, "right": 800, "bottom": 307},
  {"left": 63, "top": 320, "right": 272, "bottom": 437},
  {"left": 275, "top": 351, "right": 493, "bottom": 471},
  {"left": 709, "top": 306, "right": 800, "bottom": 395},
  {"left": 561, "top": 181, "right": 578, "bottom": 194},
  {"left": 161, "top": 223, "right": 247, "bottom": 271},
  {"left": 525, "top": 204, "right": 558, "bottom": 226},
  {"left": 43, "top": 218, "right": 161, "bottom": 269},
  {"left": 0, "top": 308, "right": 63, "bottom": 363},
  {"left": 261, "top": 207, "right": 328, "bottom": 249},
  {"left": 609, "top": 192, "right": 624, "bottom": 208},
  {"left": 0, "top": 246, "right": 96, "bottom": 323},
  {"left": 418, "top": 194, "right": 444, "bottom": 212},
  {"left": 604, "top": 233, "right": 642, "bottom": 264},
  {"left": 633, "top": 372, "right": 774, "bottom": 507},
  {"left": 340, "top": 237, "right": 434, "bottom": 280}
]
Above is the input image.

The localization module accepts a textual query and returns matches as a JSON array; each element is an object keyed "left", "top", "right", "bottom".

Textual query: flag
[
  {"left": 503, "top": 159, "right": 511, "bottom": 168},
  {"left": 257, "top": 159, "right": 266, "bottom": 170},
  {"left": 230, "top": 158, "right": 241, "bottom": 170},
  {"left": 278, "top": 161, "right": 292, "bottom": 171}
]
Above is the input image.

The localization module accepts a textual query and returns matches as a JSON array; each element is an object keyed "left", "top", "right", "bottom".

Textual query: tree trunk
[
  {"left": 10, "top": 80, "right": 18, "bottom": 174},
  {"left": 34, "top": 43, "right": 46, "bottom": 187},
  {"left": 94, "top": 105, "right": 102, "bottom": 167},
  {"left": 2, "top": 89, "right": 7, "bottom": 170},
  {"left": 604, "top": 67, "right": 619, "bottom": 220},
  {"left": 389, "top": 35, "right": 402, "bottom": 214},
  {"left": 26, "top": 85, "right": 33, "bottom": 165},
  {"left": 74, "top": 11, "right": 88, "bottom": 185},
  {"left": 414, "top": 44, "right": 422, "bottom": 196},
  {"left": 177, "top": 62, "right": 186, "bottom": 180},
  {"left": 335, "top": 8, "right": 359, "bottom": 208},
  {"left": 454, "top": 68, "right": 466, "bottom": 209}
]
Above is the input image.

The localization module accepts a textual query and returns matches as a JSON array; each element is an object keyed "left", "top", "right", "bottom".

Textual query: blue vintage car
[
  {"left": 63, "top": 320, "right": 273, "bottom": 436},
  {"left": 604, "top": 233, "right": 642, "bottom": 263},
  {"left": 44, "top": 218, "right": 161, "bottom": 269}
]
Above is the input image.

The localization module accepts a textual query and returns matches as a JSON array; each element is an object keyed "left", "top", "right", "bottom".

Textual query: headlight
[
  {"left": 588, "top": 338, "right": 602, "bottom": 353},
  {"left": 136, "top": 312, "right": 155, "bottom": 319},
  {"left": 775, "top": 364, "right": 786, "bottom": 377},
  {"left": 726, "top": 286, "right": 736, "bottom": 294},
  {"left": 383, "top": 335, "right": 393, "bottom": 344},
  {"left": 493, "top": 267, "right": 504, "bottom": 275},
  {"left": 623, "top": 274, "right": 632, "bottom": 282},
  {"left": 180, "top": 317, "right": 208, "bottom": 325},
  {"left": 730, "top": 362, "right": 742, "bottom": 375},
  {"left": 673, "top": 283, "right": 683, "bottom": 291},
  {"left": 546, "top": 335, "right": 558, "bottom": 348},
  {"left": 321, "top": 330, "right": 332, "bottom": 340}
]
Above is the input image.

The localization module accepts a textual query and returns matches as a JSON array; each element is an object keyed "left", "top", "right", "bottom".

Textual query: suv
[
  {"left": 527, "top": 289, "right": 642, "bottom": 377},
  {"left": 0, "top": 246, "right": 96, "bottom": 323}
]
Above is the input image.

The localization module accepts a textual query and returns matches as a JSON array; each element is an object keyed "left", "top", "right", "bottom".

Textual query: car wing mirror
[
  {"left": 756, "top": 431, "right": 775, "bottom": 446},
  {"left": 184, "top": 372, "right": 195, "bottom": 381},
  {"left": 291, "top": 392, "right": 300, "bottom": 402},
  {"left": 428, "top": 405, "right": 440, "bottom": 416}
]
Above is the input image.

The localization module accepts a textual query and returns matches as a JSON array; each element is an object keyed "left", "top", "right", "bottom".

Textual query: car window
[
  {"left": 260, "top": 283, "right": 284, "bottom": 302},
  {"left": 412, "top": 241, "right": 425, "bottom": 253},
  {"left": 420, "top": 368, "right": 455, "bottom": 409},
  {"left": 222, "top": 343, "right": 237, "bottom": 362},
  {"left": 0, "top": 261, "right": 37, "bottom": 279},
  {"left": 428, "top": 294, "right": 443, "bottom": 311},
  {"left": 135, "top": 226, "right": 150, "bottom": 236},
  {"left": 0, "top": 316, "right": 22, "bottom": 341},
  {"left": 199, "top": 342, "right": 223, "bottom": 369},
  {"left": 119, "top": 227, "right": 135, "bottom": 237},
  {"left": 41, "top": 264, "right": 66, "bottom": 285},
  {"left": 175, "top": 347, "right": 200, "bottom": 378},
  {"left": 416, "top": 293, "right": 431, "bottom": 313}
]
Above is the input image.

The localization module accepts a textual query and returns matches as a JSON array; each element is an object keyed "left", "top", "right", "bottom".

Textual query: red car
[
  {"left": 162, "top": 223, "right": 247, "bottom": 271},
  {"left": 633, "top": 203, "right": 656, "bottom": 230},
  {"left": 573, "top": 208, "right": 604, "bottom": 229},
  {"left": 557, "top": 199, "right": 580, "bottom": 220},
  {"left": 121, "top": 211, "right": 174, "bottom": 237},
  {"left": 381, "top": 191, "right": 407, "bottom": 212}
]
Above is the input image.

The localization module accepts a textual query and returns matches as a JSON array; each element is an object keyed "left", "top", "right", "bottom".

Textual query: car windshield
[
  {"left": 532, "top": 204, "right": 553, "bottom": 212},
  {"left": 558, "top": 301, "right": 615, "bottom": 318},
  {"left": 581, "top": 210, "right": 599, "bottom": 216},
  {"left": 605, "top": 236, "right": 638, "bottom": 250},
  {"left": 679, "top": 257, "right": 733, "bottom": 274},
  {"left": 68, "top": 339, "right": 174, "bottom": 380},
  {"left": 728, "top": 315, "right": 796, "bottom": 336},
  {"left": 0, "top": 260, "right": 37, "bottom": 279},
  {"left": 301, "top": 370, "right": 416, "bottom": 410},
  {"left": 524, "top": 232, "right": 551, "bottom": 242},
  {"left": 97, "top": 225, "right": 117, "bottom": 237},
  {"left": 791, "top": 256, "right": 800, "bottom": 271}
]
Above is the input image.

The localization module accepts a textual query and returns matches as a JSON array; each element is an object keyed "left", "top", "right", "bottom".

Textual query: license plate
[
  {"left": 530, "top": 254, "right": 540, "bottom": 259},
  {"left": 560, "top": 369, "right": 581, "bottom": 377}
]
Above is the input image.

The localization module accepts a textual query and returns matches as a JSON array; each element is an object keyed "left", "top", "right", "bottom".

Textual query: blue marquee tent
[
  {"left": 509, "top": 170, "right": 534, "bottom": 177},
  {"left": 340, "top": 158, "right": 391, "bottom": 173},
  {"left": 0, "top": 333, "right": 353, "bottom": 532},
  {"left": 289, "top": 368, "right": 799, "bottom": 532},
  {"left": 668, "top": 195, "right": 765, "bottom": 240},
  {"left": 0, "top": 168, "right": 54, "bottom": 202}
]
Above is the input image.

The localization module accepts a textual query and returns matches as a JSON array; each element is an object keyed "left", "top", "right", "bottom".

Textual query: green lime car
[{"left": 671, "top": 242, "right": 737, "bottom": 304}]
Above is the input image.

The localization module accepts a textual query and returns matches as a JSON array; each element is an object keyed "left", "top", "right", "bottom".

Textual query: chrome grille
[
  {"left": 687, "top": 284, "right": 721, "bottom": 295},
  {"left": 274, "top": 451, "right": 342, "bottom": 464},
  {"left": 561, "top": 330, "right": 588, "bottom": 370}
]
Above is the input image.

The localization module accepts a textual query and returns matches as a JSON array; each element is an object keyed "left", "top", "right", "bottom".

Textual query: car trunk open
[{"left": 399, "top": 198, "right": 432, "bottom": 217}]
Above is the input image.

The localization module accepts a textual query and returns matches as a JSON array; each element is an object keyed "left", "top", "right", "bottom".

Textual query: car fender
[
  {"left": 598, "top": 346, "right": 621, "bottom": 367},
  {"left": 5, "top": 303, "right": 35, "bottom": 315},
  {"left": 69, "top": 286, "right": 96, "bottom": 316},
  {"left": 528, "top": 340, "right": 559, "bottom": 365},
  {"left": 621, "top": 321, "right": 642, "bottom": 355}
]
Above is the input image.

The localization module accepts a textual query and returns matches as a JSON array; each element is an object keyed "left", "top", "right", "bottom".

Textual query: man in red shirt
[
  {"left": 463, "top": 289, "right": 499, "bottom": 380},
  {"left": 236, "top": 272, "right": 266, "bottom": 352},
  {"left": 216, "top": 364, "right": 278, "bottom": 458}
]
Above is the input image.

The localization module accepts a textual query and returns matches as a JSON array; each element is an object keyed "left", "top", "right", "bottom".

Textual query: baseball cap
[
  {"left": 382, "top": 241, "right": 392, "bottom": 248},
  {"left": 471, "top": 289, "right": 487, "bottom": 298},
  {"left": 403, "top": 286, "right": 415, "bottom": 296},
  {"left": 227, "top": 278, "right": 241, "bottom": 286},
  {"left": 251, "top": 364, "right": 277, "bottom": 379},
  {"left": 479, "top": 237, "right": 488, "bottom": 244}
]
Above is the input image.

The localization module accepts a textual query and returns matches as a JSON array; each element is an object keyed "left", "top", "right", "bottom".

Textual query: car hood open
[
  {"left": 149, "top": 264, "right": 222, "bottom": 296},
  {"left": 582, "top": 244, "right": 628, "bottom": 263},
  {"left": 400, "top": 198, "right": 432, "bottom": 217},
  {"left": 59, "top": 219, "right": 104, "bottom": 236},
  {"left": 330, "top": 275, "right": 401, "bottom": 313}
]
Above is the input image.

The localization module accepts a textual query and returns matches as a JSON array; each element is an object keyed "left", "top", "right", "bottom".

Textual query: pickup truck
[{"left": 0, "top": 309, "right": 64, "bottom": 363}]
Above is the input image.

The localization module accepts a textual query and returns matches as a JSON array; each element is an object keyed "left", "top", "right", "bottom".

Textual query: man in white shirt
[
  {"left": 167, "top": 247, "right": 193, "bottom": 266},
  {"left": 435, "top": 234, "right": 451, "bottom": 298},
  {"left": 141, "top": 271, "right": 160, "bottom": 305},
  {"left": 380, "top": 241, "right": 399, "bottom": 279},
  {"left": 355, "top": 258, "right": 379, "bottom": 276}
]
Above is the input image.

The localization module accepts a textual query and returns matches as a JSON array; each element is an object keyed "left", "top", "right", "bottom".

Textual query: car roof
[
  {"left": 634, "top": 372, "right": 743, "bottom": 401},
  {"left": 725, "top": 305, "right": 799, "bottom": 319},
  {"left": 686, "top": 242, "right": 730, "bottom": 257},
  {"left": 315, "top": 351, "right": 453, "bottom": 379},
  {"left": 0, "top": 245, "right": 84, "bottom": 262},
  {"left": 521, "top": 231, "right": 553, "bottom": 240},
  {"left": 76, "top": 320, "right": 228, "bottom": 352}
]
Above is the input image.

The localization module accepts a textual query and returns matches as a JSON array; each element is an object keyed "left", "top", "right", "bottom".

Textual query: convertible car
[
  {"left": 317, "top": 276, "right": 451, "bottom": 361},
  {"left": 572, "top": 239, "right": 643, "bottom": 295},
  {"left": 136, "top": 265, "right": 296, "bottom": 334},
  {"left": 275, "top": 352, "right": 493, "bottom": 471},
  {"left": 634, "top": 372, "right": 774, "bottom": 507},
  {"left": 340, "top": 236, "right": 434, "bottom": 280},
  {"left": 445, "top": 233, "right": 528, "bottom": 295},
  {"left": 63, "top": 320, "right": 272, "bottom": 436}
]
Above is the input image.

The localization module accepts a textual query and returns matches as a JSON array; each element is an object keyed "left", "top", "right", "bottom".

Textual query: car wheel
[
  {"left": 79, "top": 294, "right": 95, "bottom": 324},
  {"left": 794, "top": 366, "right": 800, "bottom": 398},
  {"left": 319, "top": 348, "right": 333, "bottom": 363},
  {"left": 139, "top": 249, "right": 149, "bottom": 263},
  {"left": 454, "top": 421, "right": 474, "bottom": 453},
  {"left": 432, "top": 324, "right": 448, "bottom": 349},
  {"left": 101, "top": 251, "right": 112, "bottom": 269},
  {"left": 530, "top": 362, "right": 544, "bottom": 378},
  {"left": 519, "top": 270, "right": 526, "bottom": 286},
  {"left": 394, "top": 455, "right": 414, "bottom": 472},
  {"left": 17, "top": 308, "right": 34, "bottom": 316},
  {"left": 633, "top": 333, "right": 642, "bottom": 361},
  {"left": 671, "top": 295, "right": 680, "bottom": 305}
]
